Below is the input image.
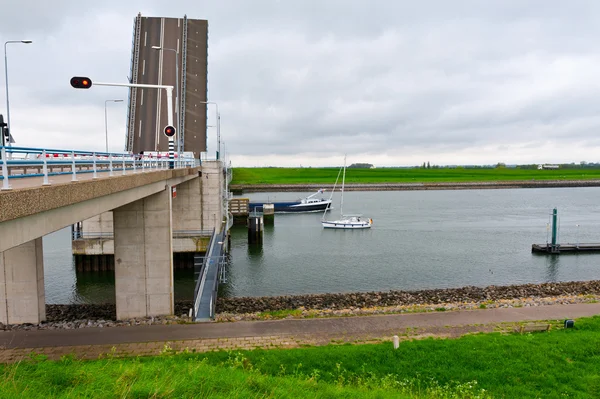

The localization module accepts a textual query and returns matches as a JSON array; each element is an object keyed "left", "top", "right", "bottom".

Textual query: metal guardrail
[
  {"left": 209, "top": 228, "right": 227, "bottom": 319},
  {"left": 0, "top": 145, "right": 200, "bottom": 190},
  {"left": 72, "top": 229, "right": 214, "bottom": 240},
  {"left": 200, "top": 152, "right": 223, "bottom": 163},
  {"left": 226, "top": 212, "right": 234, "bottom": 231}
]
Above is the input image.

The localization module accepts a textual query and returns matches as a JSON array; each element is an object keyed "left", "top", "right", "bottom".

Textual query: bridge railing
[
  {"left": 0, "top": 146, "right": 200, "bottom": 190},
  {"left": 193, "top": 228, "right": 216, "bottom": 319},
  {"left": 209, "top": 227, "right": 228, "bottom": 319},
  {"left": 193, "top": 223, "right": 228, "bottom": 321},
  {"left": 72, "top": 229, "right": 214, "bottom": 240}
]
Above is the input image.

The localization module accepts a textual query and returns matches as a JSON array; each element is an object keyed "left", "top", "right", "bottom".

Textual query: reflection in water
[
  {"left": 247, "top": 244, "right": 264, "bottom": 258},
  {"left": 264, "top": 224, "right": 275, "bottom": 234},
  {"left": 247, "top": 223, "right": 274, "bottom": 258},
  {"left": 216, "top": 253, "right": 234, "bottom": 298},
  {"left": 545, "top": 255, "right": 559, "bottom": 282},
  {"left": 247, "top": 233, "right": 263, "bottom": 246},
  {"left": 72, "top": 261, "right": 197, "bottom": 304},
  {"left": 75, "top": 271, "right": 115, "bottom": 304}
]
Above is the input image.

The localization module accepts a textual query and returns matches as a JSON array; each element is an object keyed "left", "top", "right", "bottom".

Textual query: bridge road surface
[
  {"left": 156, "top": 17, "right": 183, "bottom": 153},
  {"left": 132, "top": 17, "right": 183, "bottom": 155},
  {"left": 133, "top": 17, "right": 160, "bottom": 154}
]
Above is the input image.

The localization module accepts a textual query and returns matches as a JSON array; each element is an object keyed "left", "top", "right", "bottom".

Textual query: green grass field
[
  {"left": 231, "top": 167, "right": 600, "bottom": 185},
  {"left": 3, "top": 316, "right": 600, "bottom": 398}
]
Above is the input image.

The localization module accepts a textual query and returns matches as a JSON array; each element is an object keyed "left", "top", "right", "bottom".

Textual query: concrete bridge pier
[
  {"left": 0, "top": 238, "right": 45, "bottom": 324},
  {"left": 113, "top": 188, "right": 174, "bottom": 320}
]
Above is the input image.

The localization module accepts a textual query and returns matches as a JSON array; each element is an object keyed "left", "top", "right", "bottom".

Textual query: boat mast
[
  {"left": 340, "top": 155, "right": 346, "bottom": 217},
  {"left": 322, "top": 165, "right": 342, "bottom": 221}
]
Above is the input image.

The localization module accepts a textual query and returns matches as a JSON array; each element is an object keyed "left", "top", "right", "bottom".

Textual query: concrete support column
[
  {"left": 172, "top": 176, "right": 202, "bottom": 231},
  {"left": 0, "top": 238, "right": 45, "bottom": 325},
  {"left": 113, "top": 188, "right": 173, "bottom": 320}
]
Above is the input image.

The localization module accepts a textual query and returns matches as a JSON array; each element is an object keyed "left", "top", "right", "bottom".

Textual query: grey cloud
[{"left": 3, "top": 0, "right": 600, "bottom": 165}]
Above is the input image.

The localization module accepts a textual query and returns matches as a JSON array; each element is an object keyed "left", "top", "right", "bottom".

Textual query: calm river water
[{"left": 44, "top": 187, "right": 600, "bottom": 304}]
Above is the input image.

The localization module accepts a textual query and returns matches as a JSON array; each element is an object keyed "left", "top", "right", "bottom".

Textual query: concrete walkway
[{"left": 1, "top": 303, "right": 599, "bottom": 363}]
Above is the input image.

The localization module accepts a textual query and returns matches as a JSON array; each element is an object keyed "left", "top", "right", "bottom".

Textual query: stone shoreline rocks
[
  {"left": 215, "top": 280, "right": 600, "bottom": 313},
  {"left": 2, "top": 280, "right": 599, "bottom": 331}
]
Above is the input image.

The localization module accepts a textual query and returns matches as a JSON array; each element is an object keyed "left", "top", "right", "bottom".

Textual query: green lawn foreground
[
  {"left": 2, "top": 316, "right": 600, "bottom": 398},
  {"left": 231, "top": 167, "right": 600, "bottom": 185}
]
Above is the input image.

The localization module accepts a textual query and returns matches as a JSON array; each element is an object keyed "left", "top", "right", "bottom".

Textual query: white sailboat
[{"left": 321, "top": 157, "right": 372, "bottom": 229}]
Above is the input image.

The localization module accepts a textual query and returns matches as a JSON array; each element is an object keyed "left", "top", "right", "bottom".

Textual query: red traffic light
[
  {"left": 164, "top": 125, "right": 176, "bottom": 137},
  {"left": 70, "top": 76, "right": 92, "bottom": 89}
]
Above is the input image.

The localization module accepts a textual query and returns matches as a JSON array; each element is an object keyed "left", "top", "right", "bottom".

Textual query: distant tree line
[
  {"left": 348, "top": 163, "right": 374, "bottom": 168},
  {"left": 419, "top": 162, "right": 442, "bottom": 169}
]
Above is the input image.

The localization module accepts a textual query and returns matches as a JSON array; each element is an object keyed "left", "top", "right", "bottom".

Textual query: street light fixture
[
  {"left": 199, "top": 101, "right": 220, "bottom": 160},
  {"left": 104, "top": 99, "right": 123, "bottom": 152},
  {"left": 152, "top": 45, "right": 181, "bottom": 162},
  {"left": 4, "top": 39, "right": 33, "bottom": 146}
]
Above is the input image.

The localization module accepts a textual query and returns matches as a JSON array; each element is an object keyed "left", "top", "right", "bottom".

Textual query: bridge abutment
[
  {"left": 0, "top": 238, "right": 45, "bottom": 324},
  {"left": 201, "top": 161, "right": 224, "bottom": 232},
  {"left": 172, "top": 175, "right": 202, "bottom": 231},
  {"left": 113, "top": 188, "right": 174, "bottom": 320}
]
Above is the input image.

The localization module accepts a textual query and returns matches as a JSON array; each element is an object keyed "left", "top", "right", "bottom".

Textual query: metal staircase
[{"left": 193, "top": 227, "right": 227, "bottom": 321}]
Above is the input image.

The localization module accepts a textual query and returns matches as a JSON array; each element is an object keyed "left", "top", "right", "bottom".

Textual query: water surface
[{"left": 43, "top": 187, "right": 600, "bottom": 303}]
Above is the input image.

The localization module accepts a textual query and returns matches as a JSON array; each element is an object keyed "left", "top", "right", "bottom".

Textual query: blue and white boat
[{"left": 249, "top": 189, "right": 332, "bottom": 213}]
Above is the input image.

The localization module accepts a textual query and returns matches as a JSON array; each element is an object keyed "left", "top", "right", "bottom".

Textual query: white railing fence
[{"left": 0, "top": 146, "right": 200, "bottom": 190}]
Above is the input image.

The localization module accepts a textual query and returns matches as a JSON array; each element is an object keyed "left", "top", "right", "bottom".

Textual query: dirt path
[{"left": 1, "top": 302, "right": 598, "bottom": 363}]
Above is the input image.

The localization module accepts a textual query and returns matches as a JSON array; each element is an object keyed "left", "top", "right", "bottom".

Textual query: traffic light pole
[
  {"left": 93, "top": 82, "right": 176, "bottom": 168},
  {"left": 0, "top": 114, "right": 6, "bottom": 160}
]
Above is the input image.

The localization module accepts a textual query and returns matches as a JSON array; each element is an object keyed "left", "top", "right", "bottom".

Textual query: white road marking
[
  {"left": 144, "top": 31, "right": 147, "bottom": 46},
  {"left": 155, "top": 18, "right": 166, "bottom": 151},
  {"left": 142, "top": 59, "right": 145, "bottom": 75},
  {"left": 138, "top": 121, "right": 142, "bottom": 137},
  {"left": 140, "top": 90, "right": 144, "bottom": 106}
]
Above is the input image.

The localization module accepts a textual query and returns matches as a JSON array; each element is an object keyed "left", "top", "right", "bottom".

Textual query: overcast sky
[{"left": 2, "top": 0, "right": 600, "bottom": 167}]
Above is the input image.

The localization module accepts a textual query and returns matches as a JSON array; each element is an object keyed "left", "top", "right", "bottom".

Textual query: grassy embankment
[
  {"left": 3, "top": 316, "right": 600, "bottom": 398},
  {"left": 231, "top": 167, "right": 600, "bottom": 185}
]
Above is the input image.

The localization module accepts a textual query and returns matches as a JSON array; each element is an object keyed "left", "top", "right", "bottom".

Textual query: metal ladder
[{"left": 125, "top": 13, "right": 142, "bottom": 152}]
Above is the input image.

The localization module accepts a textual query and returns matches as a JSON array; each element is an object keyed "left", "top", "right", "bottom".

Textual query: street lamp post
[
  {"left": 199, "top": 101, "right": 219, "bottom": 159},
  {"left": 576, "top": 224, "right": 580, "bottom": 249},
  {"left": 152, "top": 46, "right": 180, "bottom": 162},
  {"left": 4, "top": 40, "right": 33, "bottom": 146},
  {"left": 104, "top": 99, "right": 123, "bottom": 152}
]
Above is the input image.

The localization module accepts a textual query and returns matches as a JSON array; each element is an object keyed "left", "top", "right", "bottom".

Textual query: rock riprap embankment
[{"left": 1, "top": 281, "right": 599, "bottom": 330}]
